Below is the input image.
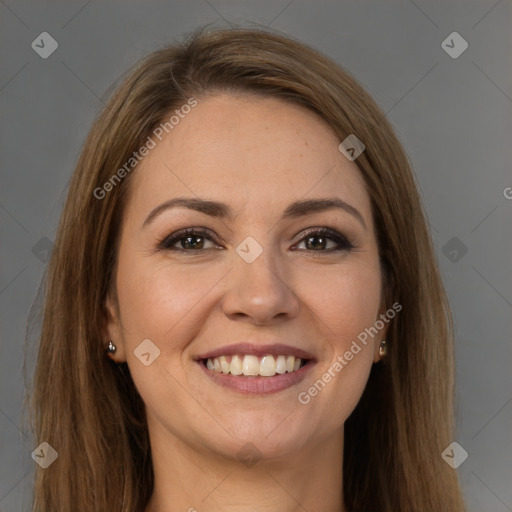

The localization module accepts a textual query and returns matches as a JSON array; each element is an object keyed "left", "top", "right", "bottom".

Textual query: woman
[{"left": 27, "top": 26, "right": 467, "bottom": 511}]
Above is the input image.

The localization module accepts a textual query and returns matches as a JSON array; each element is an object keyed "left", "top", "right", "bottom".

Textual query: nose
[{"left": 221, "top": 246, "right": 300, "bottom": 325}]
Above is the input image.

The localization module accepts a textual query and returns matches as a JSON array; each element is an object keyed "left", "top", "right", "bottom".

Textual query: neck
[{"left": 144, "top": 422, "right": 345, "bottom": 512}]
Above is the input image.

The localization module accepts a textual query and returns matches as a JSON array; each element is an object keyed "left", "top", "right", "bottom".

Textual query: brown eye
[
  {"left": 158, "top": 228, "right": 219, "bottom": 252},
  {"left": 294, "top": 228, "right": 354, "bottom": 252},
  {"left": 176, "top": 235, "right": 205, "bottom": 250}
]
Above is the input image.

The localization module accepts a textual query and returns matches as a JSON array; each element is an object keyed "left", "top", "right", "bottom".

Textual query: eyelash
[{"left": 156, "top": 227, "right": 355, "bottom": 254}]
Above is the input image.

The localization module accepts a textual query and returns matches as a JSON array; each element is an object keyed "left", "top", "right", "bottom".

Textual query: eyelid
[
  {"left": 156, "top": 227, "right": 222, "bottom": 252},
  {"left": 291, "top": 226, "right": 354, "bottom": 251},
  {"left": 157, "top": 226, "right": 355, "bottom": 253}
]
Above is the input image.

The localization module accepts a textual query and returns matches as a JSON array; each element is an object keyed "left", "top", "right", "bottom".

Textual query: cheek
[
  {"left": 297, "top": 257, "right": 382, "bottom": 347},
  {"left": 115, "top": 250, "right": 225, "bottom": 349},
  {"left": 294, "top": 258, "right": 381, "bottom": 419},
  {"left": 113, "top": 251, "right": 222, "bottom": 434}
]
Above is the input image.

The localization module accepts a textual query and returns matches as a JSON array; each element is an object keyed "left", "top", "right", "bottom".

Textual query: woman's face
[{"left": 106, "top": 93, "right": 387, "bottom": 460}]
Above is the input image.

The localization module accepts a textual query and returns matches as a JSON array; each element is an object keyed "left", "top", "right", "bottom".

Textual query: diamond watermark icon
[
  {"left": 31, "top": 32, "right": 59, "bottom": 59},
  {"left": 442, "top": 236, "right": 468, "bottom": 263},
  {"left": 441, "top": 32, "right": 468, "bottom": 59},
  {"left": 31, "top": 441, "right": 58, "bottom": 469},
  {"left": 134, "top": 338, "right": 160, "bottom": 366},
  {"left": 236, "top": 236, "right": 263, "bottom": 263},
  {"left": 338, "top": 134, "right": 365, "bottom": 161},
  {"left": 441, "top": 441, "right": 468, "bottom": 469},
  {"left": 32, "top": 236, "right": 53, "bottom": 263},
  {"left": 237, "top": 442, "right": 262, "bottom": 468}
]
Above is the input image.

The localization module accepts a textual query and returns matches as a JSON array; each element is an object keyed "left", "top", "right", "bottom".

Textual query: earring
[
  {"left": 379, "top": 339, "right": 388, "bottom": 357},
  {"left": 106, "top": 341, "right": 117, "bottom": 354}
]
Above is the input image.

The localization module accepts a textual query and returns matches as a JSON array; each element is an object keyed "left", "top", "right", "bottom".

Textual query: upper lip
[{"left": 195, "top": 342, "right": 316, "bottom": 361}]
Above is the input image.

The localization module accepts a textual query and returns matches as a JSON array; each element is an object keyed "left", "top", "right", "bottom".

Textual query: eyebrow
[{"left": 142, "top": 197, "right": 367, "bottom": 230}]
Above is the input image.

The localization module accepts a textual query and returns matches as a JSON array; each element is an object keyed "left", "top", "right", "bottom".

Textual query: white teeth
[
  {"left": 230, "top": 355, "right": 243, "bottom": 375},
  {"left": 275, "top": 355, "right": 287, "bottom": 374},
  {"left": 205, "top": 354, "right": 306, "bottom": 376},
  {"left": 243, "top": 355, "right": 259, "bottom": 375},
  {"left": 259, "top": 355, "right": 276, "bottom": 377},
  {"left": 219, "top": 355, "right": 230, "bottom": 374}
]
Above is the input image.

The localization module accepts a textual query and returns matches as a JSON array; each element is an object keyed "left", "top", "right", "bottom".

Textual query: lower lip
[{"left": 197, "top": 360, "right": 315, "bottom": 394}]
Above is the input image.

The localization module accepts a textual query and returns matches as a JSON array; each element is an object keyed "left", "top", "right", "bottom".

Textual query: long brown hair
[{"left": 26, "top": 26, "right": 466, "bottom": 511}]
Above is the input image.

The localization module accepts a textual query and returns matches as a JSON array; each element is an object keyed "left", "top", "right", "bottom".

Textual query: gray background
[{"left": 1, "top": 1, "right": 511, "bottom": 511}]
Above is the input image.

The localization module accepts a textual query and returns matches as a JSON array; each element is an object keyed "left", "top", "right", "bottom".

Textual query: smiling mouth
[{"left": 201, "top": 354, "right": 310, "bottom": 377}]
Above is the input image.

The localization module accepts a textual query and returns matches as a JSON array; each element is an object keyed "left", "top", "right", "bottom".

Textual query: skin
[{"left": 105, "top": 93, "right": 389, "bottom": 512}]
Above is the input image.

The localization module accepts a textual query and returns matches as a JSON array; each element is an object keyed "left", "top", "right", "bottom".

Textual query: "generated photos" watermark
[
  {"left": 94, "top": 97, "right": 198, "bottom": 200},
  {"left": 298, "top": 302, "right": 402, "bottom": 404}
]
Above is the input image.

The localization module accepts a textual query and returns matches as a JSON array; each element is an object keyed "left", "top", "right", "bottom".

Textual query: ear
[
  {"left": 372, "top": 300, "right": 391, "bottom": 364},
  {"left": 103, "top": 291, "right": 126, "bottom": 362},
  {"left": 373, "top": 262, "right": 394, "bottom": 363}
]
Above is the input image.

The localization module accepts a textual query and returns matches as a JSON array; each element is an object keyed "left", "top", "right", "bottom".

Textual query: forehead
[{"left": 126, "top": 94, "right": 372, "bottom": 225}]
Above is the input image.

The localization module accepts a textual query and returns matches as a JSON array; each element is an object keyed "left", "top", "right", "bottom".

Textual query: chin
[{"left": 199, "top": 413, "right": 316, "bottom": 462}]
